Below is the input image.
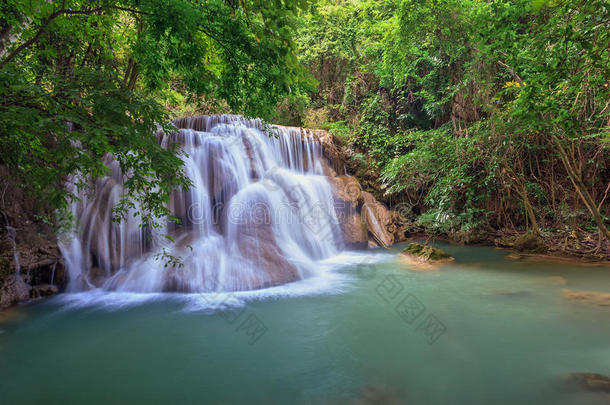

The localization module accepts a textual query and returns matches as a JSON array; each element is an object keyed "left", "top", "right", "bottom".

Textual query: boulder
[
  {"left": 230, "top": 193, "right": 300, "bottom": 290},
  {"left": 402, "top": 242, "right": 454, "bottom": 262},
  {"left": 398, "top": 243, "right": 454, "bottom": 272},
  {"left": 361, "top": 192, "right": 394, "bottom": 248},
  {"left": 0, "top": 274, "right": 32, "bottom": 309},
  {"left": 329, "top": 175, "right": 367, "bottom": 248},
  {"left": 513, "top": 232, "right": 546, "bottom": 253},
  {"left": 332, "top": 175, "right": 362, "bottom": 204},
  {"left": 341, "top": 212, "right": 368, "bottom": 248},
  {"left": 31, "top": 284, "right": 59, "bottom": 298}
]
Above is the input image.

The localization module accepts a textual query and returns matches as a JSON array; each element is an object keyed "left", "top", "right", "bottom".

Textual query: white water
[{"left": 60, "top": 115, "right": 344, "bottom": 295}]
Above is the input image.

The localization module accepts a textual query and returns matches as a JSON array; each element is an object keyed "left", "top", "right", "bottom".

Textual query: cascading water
[{"left": 60, "top": 115, "right": 343, "bottom": 294}]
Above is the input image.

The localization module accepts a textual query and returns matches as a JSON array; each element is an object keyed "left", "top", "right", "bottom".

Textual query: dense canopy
[
  {"left": 0, "top": 0, "right": 608, "bottom": 247},
  {"left": 282, "top": 0, "right": 609, "bottom": 245}
]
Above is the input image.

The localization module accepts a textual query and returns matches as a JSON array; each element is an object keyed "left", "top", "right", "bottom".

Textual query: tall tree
[{"left": 0, "top": 0, "right": 309, "bottom": 226}]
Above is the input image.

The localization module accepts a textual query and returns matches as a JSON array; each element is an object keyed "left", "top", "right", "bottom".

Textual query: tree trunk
[{"left": 552, "top": 135, "right": 610, "bottom": 241}]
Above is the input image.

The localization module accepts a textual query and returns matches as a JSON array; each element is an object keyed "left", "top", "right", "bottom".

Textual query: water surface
[{"left": 1, "top": 243, "right": 609, "bottom": 405}]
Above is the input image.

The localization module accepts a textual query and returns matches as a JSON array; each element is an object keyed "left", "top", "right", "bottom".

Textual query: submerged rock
[
  {"left": 535, "top": 276, "right": 567, "bottom": 286},
  {"left": 349, "top": 383, "right": 404, "bottom": 405},
  {"left": 562, "top": 289, "right": 610, "bottom": 307},
  {"left": 491, "top": 289, "right": 531, "bottom": 298},
  {"left": 402, "top": 243, "right": 454, "bottom": 262},
  {"left": 563, "top": 372, "right": 610, "bottom": 392}
]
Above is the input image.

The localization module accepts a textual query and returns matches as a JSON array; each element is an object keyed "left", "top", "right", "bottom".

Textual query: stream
[{"left": 1, "top": 242, "right": 609, "bottom": 404}]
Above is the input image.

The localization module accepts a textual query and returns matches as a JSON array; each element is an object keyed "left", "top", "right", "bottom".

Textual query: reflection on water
[{"left": 0, "top": 243, "right": 609, "bottom": 405}]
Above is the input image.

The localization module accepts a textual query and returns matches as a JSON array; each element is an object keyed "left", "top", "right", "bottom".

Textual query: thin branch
[
  {"left": 0, "top": 7, "right": 105, "bottom": 69},
  {"left": 497, "top": 60, "right": 525, "bottom": 87},
  {"left": 0, "top": 5, "right": 146, "bottom": 69}
]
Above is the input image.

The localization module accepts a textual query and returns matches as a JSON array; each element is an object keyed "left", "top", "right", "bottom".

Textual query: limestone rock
[
  {"left": 31, "top": 284, "right": 59, "bottom": 298},
  {"left": 361, "top": 191, "right": 394, "bottom": 248},
  {"left": 513, "top": 232, "right": 546, "bottom": 252},
  {"left": 0, "top": 274, "right": 32, "bottom": 309},
  {"left": 341, "top": 212, "right": 368, "bottom": 247},
  {"left": 401, "top": 243, "right": 454, "bottom": 262},
  {"left": 329, "top": 175, "right": 368, "bottom": 247},
  {"left": 231, "top": 196, "right": 300, "bottom": 290}
]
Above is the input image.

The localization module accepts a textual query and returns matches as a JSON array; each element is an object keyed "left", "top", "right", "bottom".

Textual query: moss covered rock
[
  {"left": 402, "top": 243, "right": 454, "bottom": 262},
  {"left": 513, "top": 232, "right": 546, "bottom": 253}
]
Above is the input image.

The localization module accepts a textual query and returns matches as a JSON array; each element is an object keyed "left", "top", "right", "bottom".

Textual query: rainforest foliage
[
  {"left": 281, "top": 0, "right": 610, "bottom": 246},
  {"left": 0, "top": 0, "right": 308, "bottom": 226},
  {"left": 0, "top": 0, "right": 608, "bottom": 248}
]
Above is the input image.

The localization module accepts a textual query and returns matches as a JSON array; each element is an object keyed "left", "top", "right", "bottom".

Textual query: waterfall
[{"left": 59, "top": 115, "right": 343, "bottom": 293}]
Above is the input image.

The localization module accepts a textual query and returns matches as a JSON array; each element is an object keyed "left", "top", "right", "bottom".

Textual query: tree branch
[
  {"left": 0, "top": 6, "right": 140, "bottom": 69},
  {"left": 497, "top": 60, "right": 525, "bottom": 87}
]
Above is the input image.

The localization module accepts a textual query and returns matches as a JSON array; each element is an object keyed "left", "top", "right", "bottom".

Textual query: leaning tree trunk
[{"left": 552, "top": 135, "right": 610, "bottom": 241}]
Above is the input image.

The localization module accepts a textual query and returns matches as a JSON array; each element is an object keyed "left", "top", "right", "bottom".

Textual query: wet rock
[
  {"left": 330, "top": 175, "right": 362, "bottom": 205},
  {"left": 329, "top": 175, "right": 367, "bottom": 248},
  {"left": 563, "top": 372, "right": 610, "bottom": 392},
  {"left": 402, "top": 243, "right": 454, "bottom": 262},
  {"left": 231, "top": 195, "right": 300, "bottom": 290},
  {"left": 31, "top": 284, "right": 59, "bottom": 298},
  {"left": 398, "top": 243, "right": 454, "bottom": 272},
  {"left": 361, "top": 192, "right": 394, "bottom": 248},
  {"left": 562, "top": 289, "right": 610, "bottom": 307},
  {"left": 513, "top": 232, "right": 546, "bottom": 253},
  {"left": 319, "top": 133, "right": 407, "bottom": 247},
  {"left": 341, "top": 212, "right": 368, "bottom": 248},
  {"left": 0, "top": 274, "right": 32, "bottom": 309},
  {"left": 234, "top": 226, "right": 301, "bottom": 289}
]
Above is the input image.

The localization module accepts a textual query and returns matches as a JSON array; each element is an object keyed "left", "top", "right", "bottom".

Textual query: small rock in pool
[
  {"left": 31, "top": 284, "right": 59, "bottom": 299},
  {"left": 401, "top": 243, "right": 454, "bottom": 262}
]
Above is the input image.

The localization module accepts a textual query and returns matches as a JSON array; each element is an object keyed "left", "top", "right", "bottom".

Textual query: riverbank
[
  {"left": 317, "top": 130, "right": 610, "bottom": 263},
  {"left": 400, "top": 230, "right": 610, "bottom": 264}
]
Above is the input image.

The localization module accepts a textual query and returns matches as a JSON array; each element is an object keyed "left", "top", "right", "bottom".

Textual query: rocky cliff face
[
  {"left": 0, "top": 166, "right": 67, "bottom": 309},
  {"left": 313, "top": 129, "right": 408, "bottom": 248}
]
